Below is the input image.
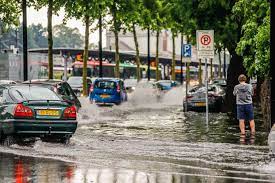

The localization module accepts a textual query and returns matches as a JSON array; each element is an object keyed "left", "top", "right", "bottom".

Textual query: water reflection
[{"left": 1, "top": 153, "right": 274, "bottom": 183}]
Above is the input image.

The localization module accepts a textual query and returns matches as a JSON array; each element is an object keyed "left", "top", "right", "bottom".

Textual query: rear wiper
[{"left": 15, "top": 89, "right": 28, "bottom": 101}]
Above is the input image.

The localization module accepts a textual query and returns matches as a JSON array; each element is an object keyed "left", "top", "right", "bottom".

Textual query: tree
[
  {"left": 64, "top": 0, "right": 108, "bottom": 96},
  {"left": 30, "top": 0, "right": 64, "bottom": 79},
  {"left": 53, "top": 24, "right": 84, "bottom": 48},
  {"left": 120, "top": 0, "right": 144, "bottom": 81},
  {"left": 0, "top": 0, "right": 21, "bottom": 33},
  {"left": 108, "top": 0, "right": 123, "bottom": 78}
]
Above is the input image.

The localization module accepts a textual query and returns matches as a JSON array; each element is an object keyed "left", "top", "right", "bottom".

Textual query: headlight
[{"left": 132, "top": 87, "right": 135, "bottom": 90}]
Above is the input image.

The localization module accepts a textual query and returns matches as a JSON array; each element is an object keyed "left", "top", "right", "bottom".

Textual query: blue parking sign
[{"left": 182, "top": 44, "right": 192, "bottom": 57}]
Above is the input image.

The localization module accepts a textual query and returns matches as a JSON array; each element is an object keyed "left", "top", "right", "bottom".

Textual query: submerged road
[{"left": 0, "top": 87, "right": 274, "bottom": 182}]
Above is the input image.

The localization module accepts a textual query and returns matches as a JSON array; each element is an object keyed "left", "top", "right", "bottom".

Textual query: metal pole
[
  {"left": 22, "top": 0, "right": 28, "bottom": 81},
  {"left": 180, "top": 34, "right": 183, "bottom": 84},
  {"left": 223, "top": 47, "right": 226, "bottom": 79},
  {"left": 147, "top": 28, "right": 150, "bottom": 81},
  {"left": 99, "top": 8, "right": 103, "bottom": 78},
  {"left": 205, "top": 58, "right": 209, "bottom": 127},
  {"left": 185, "top": 59, "right": 188, "bottom": 112},
  {"left": 64, "top": 57, "right": 67, "bottom": 81}
]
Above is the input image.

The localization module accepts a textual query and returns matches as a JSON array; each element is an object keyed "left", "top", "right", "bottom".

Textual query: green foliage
[
  {"left": 233, "top": 0, "right": 270, "bottom": 77},
  {"left": 0, "top": 0, "right": 21, "bottom": 33},
  {"left": 53, "top": 24, "right": 84, "bottom": 48}
]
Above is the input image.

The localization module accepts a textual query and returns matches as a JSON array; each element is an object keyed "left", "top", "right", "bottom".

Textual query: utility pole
[
  {"left": 99, "top": 7, "right": 103, "bottom": 78},
  {"left": 223, "top": 47, "right": 226, "bottom": 79},
  {"left": 22, "top": 0, "right": 28, "bottom": 81},
  {"left": 147, "top": 28, "right": 150, "bottom": 81}
]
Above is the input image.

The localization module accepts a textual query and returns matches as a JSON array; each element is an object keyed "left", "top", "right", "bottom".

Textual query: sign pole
[
  {"left": 205, "top": 58, "right": 209, "bottom": 128},
  {"left": 185, "top": 58, "right": 188, "bottom": 112}
]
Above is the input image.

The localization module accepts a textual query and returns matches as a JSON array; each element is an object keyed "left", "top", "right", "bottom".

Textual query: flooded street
[{"left": 0, "top": 87, "right": 274, "bottom": 182}]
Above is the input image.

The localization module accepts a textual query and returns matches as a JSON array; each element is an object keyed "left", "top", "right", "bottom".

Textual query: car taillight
[
  {"left": 63, "top": 106, "right": 77, "bottom": 119},
  {"left": 14, "top": 104, "right": 33, "bottom": 118},
  {"left": 187, "top": 95, "right": 193, "bottom": 99},
  {"left": 89, "top": 85, "right": 94, "bottom": 92},
  {"left": 117, "top": 84, "right": 121, "bottom": 92}
]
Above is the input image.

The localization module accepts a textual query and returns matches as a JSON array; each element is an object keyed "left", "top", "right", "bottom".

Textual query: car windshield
[
  {"left": 94, "top": 80, "right": 116, "bottom": 89},
  {"left": 10, "top": 86, "right": 61, "bottom": 101},
  {"left": 67, "top": 77, "right": 82, "bottom": 85}
]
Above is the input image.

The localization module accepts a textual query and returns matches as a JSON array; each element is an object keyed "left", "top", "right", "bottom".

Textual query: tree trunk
[
  {"left": 171, "top": 33, "right": 176, "bottom": 81},
  {"left": 198, "top": 59, "right": 202, "bottom": 85},
  {"left": 47, "top": 0, "right": 53, "bottom": 79},
  {"left": 82, "top": 15, "right": 89, "bottom": 97},
  {"left": 225, "top": 52, "right": 246, "bottom": 116},
  {"left": 113, "top": 5, "right": 120, "bottom": 78},
  {"left": 218, "top": 50, "right": 222, "bottom": 79},
  {"left": 156, "top": 30, "right": 160, "bottom": 81},
  {"left": 133, "top": 24, "right": 141, "bottom": 81},
  {"left": 223, "top": 47, "right": 227, "bottom": 79},
  {"left": 260, "top": 79, "right": 271, "bottom": 130}
]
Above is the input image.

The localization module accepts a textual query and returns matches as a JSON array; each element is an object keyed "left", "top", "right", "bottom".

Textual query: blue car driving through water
[{"left": 89, "top": 78, "right": 127, "bottom": 105}]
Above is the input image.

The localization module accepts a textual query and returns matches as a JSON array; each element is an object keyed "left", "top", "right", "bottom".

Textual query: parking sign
[{"left": 182, "top": 44, "right": 192, "bottom": 58}]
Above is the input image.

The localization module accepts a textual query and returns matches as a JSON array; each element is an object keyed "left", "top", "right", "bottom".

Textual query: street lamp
[
  {"left": 22, "top": 0, "right": 28, "bottom": 81},
  {"left": 147, "top": 27, "right": 150, "bottom": 81}
]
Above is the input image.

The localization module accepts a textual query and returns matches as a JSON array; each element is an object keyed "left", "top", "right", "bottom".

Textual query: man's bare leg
[
  {"left": 239, "top": 119, "right": 245, "bottom": 135},
  {"left": 250, "top": 119, "right": 255, "bottom": 134}
]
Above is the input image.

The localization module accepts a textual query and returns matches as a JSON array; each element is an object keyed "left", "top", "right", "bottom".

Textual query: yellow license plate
[
  {"left": 195, "top": 102, "right": 206, "bottom": 107},
  {"left": 37, "top": 110, "right": 60, "bottom": 116},
  {"left": 100, "top": 94, "right": 110, "bottom": 98}
]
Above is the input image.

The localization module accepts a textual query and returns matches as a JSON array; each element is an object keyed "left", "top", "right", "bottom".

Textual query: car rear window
[
  {"left": 94, "top": 81, "right": 116, "bottom": 89},
  {"left": 10, "top": 86, "right": 61, "bottom": 101},
  {"left": 67, "top": 77, "right": 82, "bottom": 85}
]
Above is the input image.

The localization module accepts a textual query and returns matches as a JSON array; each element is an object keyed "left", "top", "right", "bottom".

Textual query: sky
[{"left": 26, "top": 7, "right": 106, "bottom": 46}]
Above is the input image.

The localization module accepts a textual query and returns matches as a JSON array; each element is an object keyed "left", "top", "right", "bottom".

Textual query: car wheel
[{"left": 1, "top": 135, "right": 15, "bottom": 146}]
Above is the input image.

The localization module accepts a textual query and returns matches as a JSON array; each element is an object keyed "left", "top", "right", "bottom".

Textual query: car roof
[
  {"left": 22, "top": 79, "right": 63, "bottom": 85},
  {"left": 94, "top": 77, "right": 123, "bottom": 82}
]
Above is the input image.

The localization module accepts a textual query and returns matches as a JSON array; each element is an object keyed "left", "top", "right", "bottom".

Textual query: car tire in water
[{"left": 60, "top": 137, "right": 70, "bottom": 145}]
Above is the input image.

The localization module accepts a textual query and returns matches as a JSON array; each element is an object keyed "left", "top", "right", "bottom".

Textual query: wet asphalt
[{"left": 0, "top": 86, "right": 274, "bottom": 183}]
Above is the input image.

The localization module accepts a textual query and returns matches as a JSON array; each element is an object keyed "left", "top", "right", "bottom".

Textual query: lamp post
[
  {"left": 22, "top": 0, "right": 28, "bottom": 81},
  {"left": 147, "top": 27, "right": 150, "bottom": 81}
]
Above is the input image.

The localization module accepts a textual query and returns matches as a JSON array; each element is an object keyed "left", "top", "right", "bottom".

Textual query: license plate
[
  {"left": 100, "top": 94, "right": 110, "bottom": 98},
  {"left": 37, "top": 110, "right": 60, "bottom": 116},
  {"left": 195, "top": 102, "right": 206, "bottom": 107}
]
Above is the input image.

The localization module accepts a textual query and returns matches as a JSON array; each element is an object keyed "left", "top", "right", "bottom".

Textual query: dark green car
[{"left": 0, "top": 84, "right": 78, "bottom": 145}]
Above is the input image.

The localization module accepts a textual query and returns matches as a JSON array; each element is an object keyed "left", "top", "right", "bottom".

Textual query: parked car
[
  {"left": 183, "top": 84, "right": 225, "bottom": 112},
  {"left": 210, "top": 79, "right": 227, "bottom": 89},
  {"left": 0, "top": 80, "right": 17, "bottom": 84},
  {"left": 67, "top": 76, "right": 92, "bottom": 96},
  {"left": 89, "top": 78, "right": 127, "bottom": 105},
  {"left": 22, "top": 79, "right": 81, "bottom": 111},
  {"left": 0, "top": 84, "right": 78, "bottom": 145},
  {"left": 154, "top": 80, "right": 179, "bottom": 91}
]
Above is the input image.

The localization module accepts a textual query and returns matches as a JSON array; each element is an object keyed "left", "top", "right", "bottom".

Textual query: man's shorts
[{"left": 237, "top": 104, "right": 254, "bottom": 121}]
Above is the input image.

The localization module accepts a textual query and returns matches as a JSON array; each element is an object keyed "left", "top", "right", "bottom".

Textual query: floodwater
[{"left": 0, "top": 85, "right": 274, "bottom": 183}]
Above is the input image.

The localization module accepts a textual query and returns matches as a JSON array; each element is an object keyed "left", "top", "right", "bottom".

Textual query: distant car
[
  {"left": 0, "top": 80, "right": 17, "bottom": 84},
  {"left": 0, "top": 84, "right": 78, "bottom": 145},
  {"left": 210, "top": 79, "right": 227, "bottom": 89},
  {"left": 22, "top": 79, "right": 81, "bottom": 111},
  {"left": 67, "top": 76, "right": 92, "bottom": 96},
  {"left": 154, "top": 80, "right": 179, "bottom": 91},
  {"left": 183, "top": 84, "right": 225, "bottom": 112},
  {"left": 89, "top": 78, "right": 128, "bottom": 105},
  {"left": 124, "top": 79, "right": 138, "bottom": 93}
]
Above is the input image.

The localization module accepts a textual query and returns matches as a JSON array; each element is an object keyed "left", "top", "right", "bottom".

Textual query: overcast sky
[{"left": 26, "top": 7, "right": 106, "bottom": 46}]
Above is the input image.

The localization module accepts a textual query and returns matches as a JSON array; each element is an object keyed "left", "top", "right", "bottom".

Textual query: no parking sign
[{"left": 196, "top": 30, "right": 214, "bottom": 58}]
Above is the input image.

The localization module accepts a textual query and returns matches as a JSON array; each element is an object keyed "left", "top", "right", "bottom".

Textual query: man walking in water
[{"left": 233, "top": 74, "right": 255, "bottom": 137}]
